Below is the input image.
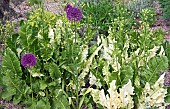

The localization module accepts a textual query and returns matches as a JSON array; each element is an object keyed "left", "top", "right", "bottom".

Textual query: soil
[
  {"left": 152, "top": 1, "right": 170, "bottom": 41},
  {"left": 152, "top": 1, "right": 170, "bottom": 91},
  {"left": 0, "top": 0, "right": 170, "bottom": 108}
]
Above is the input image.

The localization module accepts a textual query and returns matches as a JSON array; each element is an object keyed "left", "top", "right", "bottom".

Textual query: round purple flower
[
  {"left": 21, "top": 53, "right": 36, "bottom": 68},
  {"left": 65, "top": 4, "right": 72, "bottom": 11},
  {"left": 65, "top": 4, "right": 83, "bottom": 22}
]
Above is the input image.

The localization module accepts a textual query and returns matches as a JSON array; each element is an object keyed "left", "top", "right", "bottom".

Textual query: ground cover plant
[
  {"left": 158, "top": 0, "right": 170, "bottom": 20},
  {"left": 0, "top": 0, "right": 170, "bottom": 109},
  {"left": 126, "top": 0, "right": 154, "bottom": 15}
]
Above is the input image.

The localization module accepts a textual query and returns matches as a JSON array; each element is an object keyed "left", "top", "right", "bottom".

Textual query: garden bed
[{"left": 0, "top": 0, "right": 170, "bottom": 109}]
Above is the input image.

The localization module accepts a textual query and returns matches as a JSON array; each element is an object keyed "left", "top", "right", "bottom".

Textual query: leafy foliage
[
  {"left": 0, "top": 8, "right": 75, "bottom": 108},
  {"left": 2, "top": 48, "right": 22, "bottom": 76},
  {"left": 158, "top": 0, "right": 170, "bottom": 19},
  {"left": 163, "top": 41, "right": 170, "bottom": 65},
  {"left": 81, "top": 1, "right": 135, "bottom": 35},
  {"left": 0, "top": 1, "right": 169, "bottom": 109},
  {"left": 0, "top": 21, "right": 15, "bottom": 44},
  {"left": 126, "top": 0, "right": 154, "bottom": 16},
  {"left": 1, "top": 48, "right": 31, "bottom": 103},
  {"left": 28, "top": 0, "right": 42, "bottom": 5},
  {"left": 139, "top": 8, "right": 156, "bottom": 25}
]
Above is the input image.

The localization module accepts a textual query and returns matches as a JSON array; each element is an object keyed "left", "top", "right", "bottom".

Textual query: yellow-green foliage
[{"left": 28, "top": 8, "right": 56, "bottom": 27}]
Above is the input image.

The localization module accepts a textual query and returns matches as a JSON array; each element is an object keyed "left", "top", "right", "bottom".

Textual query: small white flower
[
  {"left": 17, "top": 48, "right": 22, "bottom": 57},
  {"left": 36, "top": 30, "right": 43, "bottom": 39},
  {"left": 97, "top": 35, "right": 101, "bottom": 45},
  {"left": 89, "top": 72, "right": 96, "bottom": 85},
  {"left": 32, "top": 73, "right": 44, "bottom": 77},
  {"left": 147, "top": 46, "right": 159, "bottom": 61},
  {"left": 103, "top": 65, "right": 111, "bottom": 84},
  {"left": 119, "top": 80, "right": 134, "bottom": 108},
  {"left": 48, "top": 27, "right": 54, "bottom": 39},
  {"left": 91, "top": 80, "right": 134, "bottom": 109},
  {"left": 79, "top": 44, "right": 102, "bottom": 86},
  {"left": 48, "top": 27, "right": 55, "bottom": 45},
  {"left": 158, "top": 46, "right": 165, "bottom": 56},
  {"left": 139, "top": 73, "right": 167, "bottom": 108},
  {"left": 81, "top": 45, "right": 88, "bottom": 62}
]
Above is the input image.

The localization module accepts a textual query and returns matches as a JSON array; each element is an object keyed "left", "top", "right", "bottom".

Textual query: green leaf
[
  {"left": 83, "top": 97, "right": 93, "bottom": 109},
  {"left": 1, "top": 87, "right": 16, "bottom": 101},
  {"left": 1, "top": 70, "right": 31, "bottom": 103},
  {"left": 39, "top": 80, "right": 47, "bottom": 90},
  {"left": 163, "top": 41, "right": 170, "bottom": 65},
  {"left": 13, "top": 93, "right": 23, "bottom": 104},
  {"left": 1, "top": 70, "right": 17, "bottom": 100},
  {"left": 2, "top": 48, "right": 22, "bottom": 77},
  {"left": 109, "top": 71, "right": 118, "bottom": 83},
  {"left": 51, "top": 89, "right": 70, "bottom": 109},
  {"left": 6, "top": 34, "right": 19, "bottom": 54},
  {"left": 165, "top": 87, "right": 170, "bottom": 103},
  {"left": 13, "top": 81, "right": 31, "bottom": 104},
  {"left": 27, "top": 98, "right": 51, "bottom": 109},
  {"left": 148, "top": 56, "right": 168, "bottom": 73},
  {"left": 140, "top": 56, "right": 168, "bottom": 86},
  {"left": 165, "top": 95, "right": 170, "bottom": 104},
  {"left": 22, "top": 96, "right": 37, "bottom": 108},
  {"left": 48, "top": 81, "right": 57, "bottom": 87},
  {"left": 79, "top": 88, "right": 92, "bottom": 109},
  {"left": 32, "top": 79, "right": 40, "bottom": 92},
  {"left": 44, "top": 62, "right": 61, "bottom": 79},
  {"left": 29, "top": 38, "right": 39, "bottom": 54},
  {"left": 1, "top": 69, "right": 31, "bottom": 104},
  {"left": 18, "top": 23, "right": 35, "bottom": 51},
  {"left": 36, "top": 99, "right": 51, "bottom": 109},
  {"left": 148, "top": 56, "right": 168, "bottom": 83},
  {"left": 40, "top": 43, "right": 53, "bottom": 61},
  {"left": 28, "top": 0, "right": 42, "bottom": 5},
  {"left": 120, "top": 65, "right": 134, "bottom": 85}
]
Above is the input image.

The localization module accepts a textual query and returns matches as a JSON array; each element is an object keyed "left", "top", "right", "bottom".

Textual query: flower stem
[
  {"left": 74, "top": 22, "right": 79, "bottom": 109},
  {"left": 30, "top": 72, "right": 33, "bottom": 104}
]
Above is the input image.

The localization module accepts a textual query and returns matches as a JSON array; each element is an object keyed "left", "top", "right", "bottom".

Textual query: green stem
[
  {"left": 30, "top": 72, "right": 33, "bottom": 104},
  {"left": 62, "top": 79, "right": 65, "bottom": 90},
  {"left": 74, "top": 22, "right": 79, "bottom": 109},
  {"left": 73, "top": 70, "right": 79, "bottom": 109},
  {"left": 74, "top": 23, "right": 77, "bottom": 44}
]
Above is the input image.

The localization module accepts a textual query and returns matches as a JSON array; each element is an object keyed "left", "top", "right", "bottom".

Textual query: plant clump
[{"left": 0, "top": 0, "right": 169, "bottom": 109}]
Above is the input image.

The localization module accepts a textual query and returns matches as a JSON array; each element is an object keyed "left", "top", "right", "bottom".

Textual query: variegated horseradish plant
[{"left": 0, "top": 3, "right": 169, "bottom": 109}]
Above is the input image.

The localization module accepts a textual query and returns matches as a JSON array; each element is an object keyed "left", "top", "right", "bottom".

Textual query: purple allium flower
[
  {"left": 21, "top": 53, "right": 36, "bottom": 68},
  {"left": 65, "top": 4, "right": 72, "bottom": 11},
  {"left": 65, "top": 4, "right": 83, "bottom": 22}
]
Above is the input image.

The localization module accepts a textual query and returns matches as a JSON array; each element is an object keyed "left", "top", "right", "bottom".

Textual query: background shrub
[
  {"left": 126, "top": 0, "right": 154, "bottom": 16},
  {"left": 158, "top": 0, "right": 170, "bottom": 19}
]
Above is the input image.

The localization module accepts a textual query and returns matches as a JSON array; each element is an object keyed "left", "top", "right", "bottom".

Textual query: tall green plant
[
  {"left": 0, "top": 21, "right": 15, "bottom": 44},
  {"left": 139, "top": 8, "right": 156, "bottom": 25},
  {"left": 0, "top": 2, "right": 98, "bottom": 107},
  {"left": 0, "top": 1, "right": 169, "bottom": 109},
  {"left": 163, "top": 40, "right": 170, "bottom": 65},
  {"left": 81, "top": 1, "right": 135, "bottom": 35},
  {"left": 78, "top": 14, "right": 169, "bottom": 108}
]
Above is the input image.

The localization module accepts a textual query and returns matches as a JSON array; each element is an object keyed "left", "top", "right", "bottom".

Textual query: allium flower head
[
  {"left": 65, "top": 4, "right": 72, "bottom": 11},
  {"left": 21, "top": 53, "right": 36, "bottom": 68},
  {"left": 65, "top": 4, "right": 82, "bottom": 22}
]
